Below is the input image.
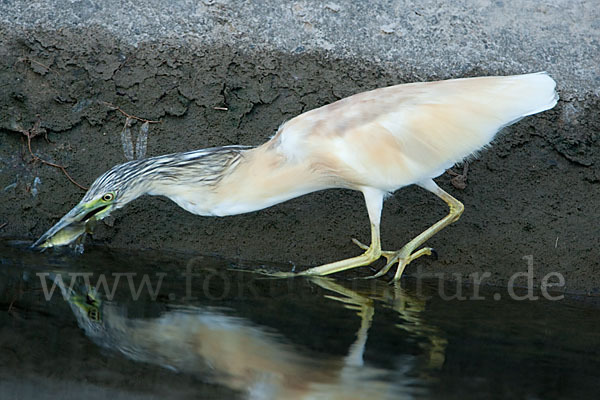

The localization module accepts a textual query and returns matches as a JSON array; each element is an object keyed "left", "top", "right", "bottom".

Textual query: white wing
[{"left": 274, "top": 72, "right": 558, "bottom": 190}]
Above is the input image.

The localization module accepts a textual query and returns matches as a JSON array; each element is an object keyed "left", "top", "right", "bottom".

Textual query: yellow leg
[
  {"left": 352, "top": 238, "right": 433, "bottom": 274},
  {"left": 296, "top": 187, "right": 385, "bottom": 277},
  {"left": 368, "top": 179, "right": 464, "bottom": 281},
  {"left": 298, "top": 222, "right": 383, "bottom": 277},
  {"left": 276, "top": 180, "right": 463, "bottom": 281}
]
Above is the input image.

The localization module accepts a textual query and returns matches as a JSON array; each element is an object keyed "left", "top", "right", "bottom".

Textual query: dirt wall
[{"left": 0, "top": 22, "right": 598, "bottom": 293}]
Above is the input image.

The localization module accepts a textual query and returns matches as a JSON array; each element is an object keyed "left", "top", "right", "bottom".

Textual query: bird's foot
[
  {"left": 352, "top": 238, "right": 434, "bottom": 282},
  {"left": 295, "top": 239, "right": 382, "bottom": 278}
]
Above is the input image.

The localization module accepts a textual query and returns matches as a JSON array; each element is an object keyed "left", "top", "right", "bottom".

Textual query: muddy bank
[{"left": 0, "top": 20, "right": 598, "bottom": 293}]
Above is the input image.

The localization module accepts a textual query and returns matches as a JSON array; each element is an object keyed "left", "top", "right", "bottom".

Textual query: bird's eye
[{"left": 102, "top": 193, "right": 115, "bottom": 202}]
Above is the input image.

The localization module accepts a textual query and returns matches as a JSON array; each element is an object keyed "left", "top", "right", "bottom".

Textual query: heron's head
[
  {"left": 31, "top": 159, "right": 152, "bottom": 249},
  {"left": 32, "top": 146, "right": 249, "bottom": 249}
]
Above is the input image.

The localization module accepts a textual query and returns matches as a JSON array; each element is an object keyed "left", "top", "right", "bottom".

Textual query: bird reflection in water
[{"left": 49, "top": 273, "right": 446, "bottom": 399}]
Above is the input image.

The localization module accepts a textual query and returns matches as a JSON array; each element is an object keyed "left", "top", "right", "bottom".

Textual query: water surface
[{"left": 1, "top": 241, "right": 598, "bottom": 399}]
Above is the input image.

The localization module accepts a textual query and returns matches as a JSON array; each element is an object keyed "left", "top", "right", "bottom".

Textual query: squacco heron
[{"left": 33, "top": 72, "right": 558, "bottom": 281}]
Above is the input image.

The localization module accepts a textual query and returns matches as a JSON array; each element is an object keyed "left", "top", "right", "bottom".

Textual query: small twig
[
  {"left": 19, "top": 117, "right": 88, "bottom": 191},
  {"left": 18, "top": 56, "right": 53, "bottom": 73},
  {"left": 101, "top": 101, "right": 161, "bottom": 123},
  {"left": 213, "top": 106, "right": 228, "bottom": 111},
  {"left": 0, "top": 222, "right": 7, "bottom": 230},
  {"left": 29, "top": 59, "right": 51, "bottom": 71},
  {"left": 26, "top": 135, "right": 88, "bottom": 191}
]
